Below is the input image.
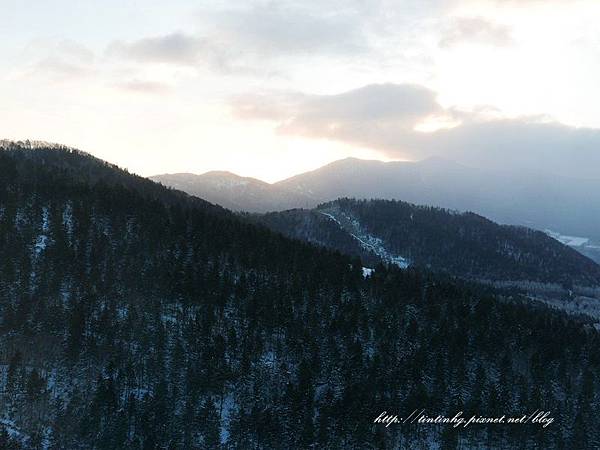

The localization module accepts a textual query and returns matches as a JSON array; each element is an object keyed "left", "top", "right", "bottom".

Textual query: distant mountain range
[
  {"left": 151, "top": 171, "right": 313, "bottom": 212},
  {"left": 152, "top": 157, "right": 600, "bottom": 262}
]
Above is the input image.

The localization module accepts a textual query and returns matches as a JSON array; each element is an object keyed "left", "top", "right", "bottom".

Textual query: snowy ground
[
  {"left": 545, "top": 229, "right": 600, "bottom": 264},
  {"left": 545, "top": 229, "right": 590, "bottom": 247}
]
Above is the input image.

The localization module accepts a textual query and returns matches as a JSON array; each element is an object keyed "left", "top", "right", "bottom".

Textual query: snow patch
[
  {"left": 63, "top": 201, "right": 74, "bottom": 239},
  {"left": 220, "top": 394, "right": 235, "bottom": 444},
  {"left": 130, "top": 387, "right": 150, "bottom": 400},
  {"left": 0, "top": 419, "right": 29, "bottom": 446},
  {"left": 319, "top": 212, "right": 341, "bottom": 226},
  {"left": 260, "top": 351, "right": 276, "bottom": 367},
  {"left": 41, "top": 206, "right": 50, "bottom": 232},
  {"left": 33, "top": 207, "right": 52, "bottom": 256},
  {"left": 34, "top": 234, "right": 49, "bottom": 255},
  {"left": 320, "top": 208, "right": 410, "bottom": 269},
  {"left": 348, "top": 229, "right": 409, "bottom": 269},
  {"left": 545, "top": 229, "right": 589, "bottom": 247},
  {"left": 362, "top": 267, "right": 374, "bottom": 278}
]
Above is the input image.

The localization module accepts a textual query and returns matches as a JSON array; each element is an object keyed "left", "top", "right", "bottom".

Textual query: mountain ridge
[
  {"left": 254, "top": 198, "right": 600, "bottom": 291},
  {"left": 153, "top": 156, "right": 600, "bottom": 262}
]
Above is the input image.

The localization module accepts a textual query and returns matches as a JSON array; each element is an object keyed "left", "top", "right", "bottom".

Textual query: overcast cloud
[
  {"left": 439, "top": 17, "right": 514, "bottom": 47},
  {"left": 232, "top": 83, "right": 600, "bottom": 179}
]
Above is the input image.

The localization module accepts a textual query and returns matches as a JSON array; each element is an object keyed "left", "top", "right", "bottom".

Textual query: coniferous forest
[
  {"left": 256, "top": 198, "right": 600, "bottom": 288},
  {"left": 2, "top": 144, "right": 600, "bottom": 449}
]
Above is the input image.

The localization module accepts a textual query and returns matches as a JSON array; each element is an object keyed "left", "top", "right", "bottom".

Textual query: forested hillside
[
  {"left": 2, "top": 143, "right": 600, "bottom": 449},
  {"left": 257, "top": 198, "right": 600, "bottom": 290}
]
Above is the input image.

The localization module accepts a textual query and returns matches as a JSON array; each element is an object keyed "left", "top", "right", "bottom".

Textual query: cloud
[
  {"left": 232, "top": 83, "right": 600, "bottom": 179},
  {"left": 15, "top": 39, "right": 95, "bottom": 82},
  {"left": 106, "top": 3, "right": 370, "bottom": 74},
  {"left": 204, "top": 3, "right": 368, "bottom": 56},
  {"left": 31, "top": 57, "right": 92, "bottom": 79},
  {"left": 232, "top": 84, "right": 448, "bottom": 153},
  {"left": 114, "top": 79, "right": 171, "bottom": 94},
  {"left": 54, "top": 40, "right": 95, "bottom": 65},
  {"left": 414, "top": 119, "right": 600, "bottom": 178},
  {"left": 106, "top": 31, "right": 252, "bottom": 75},
  {"left": 107, "top": 33, "right": 208, "bottom": 66},
  {"left": 439, "top": 17, "right": 513, "bottom": 48},
  {"left": 234, "top": 83, "right": 441, "bottom": 127}
]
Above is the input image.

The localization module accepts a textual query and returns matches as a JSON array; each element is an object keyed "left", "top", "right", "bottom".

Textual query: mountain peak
[
  {"left": 324, "top": 156, "right": 385, "bottom": 168},
  {"left": 200, "top": 170, "right": 268, "bottom": 184},
  {"left": 202, "top": 170, "right": 245, "bottom": 178},
  {"left": 151, "top": 171, "right": 271, "bottom": 193}
]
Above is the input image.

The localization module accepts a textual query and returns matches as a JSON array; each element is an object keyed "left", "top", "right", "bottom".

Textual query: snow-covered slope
[
  {"left": 545, "top": 229, "right": 600, "bottom": 263},
  {"left": 317, "top": 207, "right": 410, "bottom": 268}
]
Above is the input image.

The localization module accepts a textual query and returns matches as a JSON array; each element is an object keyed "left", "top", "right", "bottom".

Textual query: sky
[{"left": 1, "top": 0, "right": 600, "bottom": 182}]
